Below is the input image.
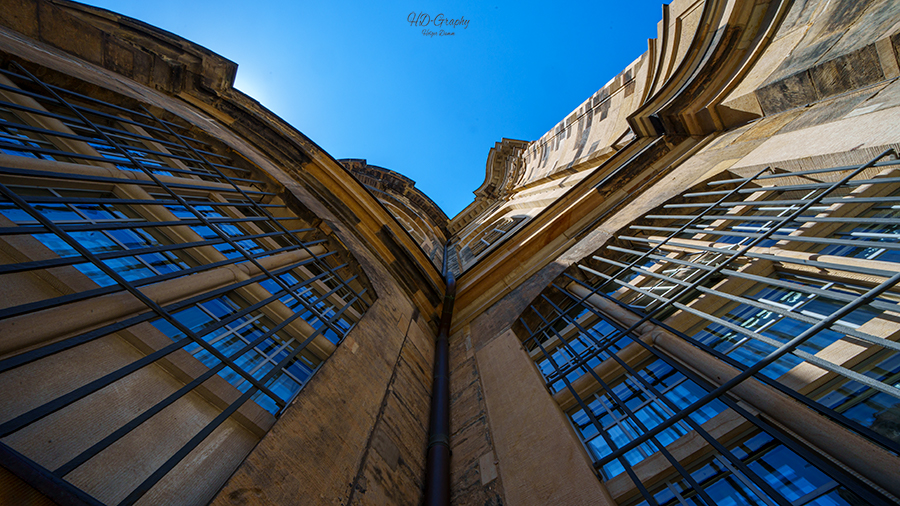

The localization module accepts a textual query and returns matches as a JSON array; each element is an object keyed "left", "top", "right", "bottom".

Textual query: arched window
[
  {"left": 513, "top": 150, "right": 900, "bottom": 506},
  {"left": 0, "top": 62, "right": 373, "bottom": 505}
]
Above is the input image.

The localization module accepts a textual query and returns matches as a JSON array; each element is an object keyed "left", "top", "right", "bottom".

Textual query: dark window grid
[
  {"left": 4, "top": 68, "right": 358, "bottom": 335},
  {"left": 522, "top": 297, "right": 729, "bottom": 506},
  {"left": 633, "top": 170, "right": 900, "bottom": 254},
  {"left": 62, "top": 118, "right": 246, "bottom": 174},
  {"left": 309, "top": 270, "right": 365, "bottom": 310},
  {"left": 48, "top": 295, "right": 321, "bottom": 477},
  {"left": 0, "top": 254, "right": 345, "bottom": 383},
  {"left": 0, "top": 215, "right": 305, "bottom": 239},
  {"left": 631, "top": 435, "right": 844, "bottom": 506},
  {"left": 579, "top": 253, "right": 900, "bottom": 408},
  {"left": 662, "top": 194, "right": 900, "bottom": 212},
  {"left": 0, "top": 256, "right": 326, "bottom": 439},
  {"left": 810, "top": 350, "right": 900, "bottom": 448},
  {"left": 0, "top": 118, "right": 254, "bottom": 183},
  {"left": 155, "top": 292, "right": 323, "bottom": 408},
  {"left": 603, "top": 241, "right": 898, "bottom": 336},
  {"left": 621, "top": 233, "right": 900, "bottom": 284},
  {"left": 43, "top": 285, "right": 364, "bottom": 506},
  {"left": 0, "top": 240, "right": 329, "bottom": 324},
  {"left": 134, "top": 99, "right": 371, "bottom": 318},
  {"left": 115, "top": 286, "right": 366, "bottom": 506},
  {"left": 530, "top": 296, "right": 737, "bottom": 472},
  {"left": 813, "top": 350, "right": 900, "bottom": 412},
  {"left": 0, "top": 164, "right": 275, "bottom": 198},
  {"left": 684, "top": 280, "right": 899, "bottom": 375},
  {"left": 648, "top": 208, "right": 900, "bottom": 228},
  {"left": 7, "top": 193, "right": 284, "bottom": 209},
  {"left": 591, "top": 282, "right": 900, "bottom": 459},
  {"left": 0, "top": 84, "right": 238, "bottom": 177},
  {"left": 0, "top": 179, "right": 291, "bottom": 409},
  {"left": 65, "top": 119, "right": 247, "bottom": 175},
  {"left": 0, "top": 68, "right": 203, "bottom": 144},
  {"left": 528, "top": 306, "right": 621, "bottom": 390},
  {"left": 585, "top": 163, "right": 776, "bottom": 298},
  {"left": 0, "top": 93, "right": 252, "bottom": 178},
  {"left": 690, "top": 276, "right": 884, "bottom": 347},
  {"left": 162, "top": 202, "right": 286, "bottom": 265},
  {"left": 0, "top": 123, "right": 68, "bottom": 162},
  {"left": 611, "top": 248, "right": 733, "bottom": 311},
  {"left": 0, "top": 267, "right": 365, "bottom": 503},
  {"left": 521, "top": 298, "right": 593, "bottom": 360},
  {"left": 260, "top": 272, "right": 364, "bottom": 346},
  {"left": 0, "top": 159, "right": 358, "bottom": 400},
  {"left": 523, "top": 300, "right": 797, "bottom": 506},
  {"left": 597, "top": 238, "right": 898, "bottom": 316},
  {"left": 167, "top": 264, "right": 364, "bottom": 356},
  {"left": 548, "top": 284, "right": 896, "bottom": 506},
  {"left": 687, "top": 176, "right": 900, "bottom": 200},
  {"left": 0, "top": 198, "right": 314, "bottom": 279},
  {"left": 0, "top": 186, "right": 189, "bottom": 281},
  {"left": 684, "top": 190, "right": 817, "bottom": 247},
  {"left": 818, "top": 205, "right": 900, "bottom": 263},
  {"left": 521, "top": 295, "right": 598, "bottom": 354},
  {"left": 574, "top": 368, "right": 716, "bottom": 467},
  {"left": 568, "top": 265, "right": 900, "bottom": 473},
  {"left": 1, "top": 63, "right": 369, "bottom": 503},
  {"left": 628, "top": 220, "right": 900, "bottom": 258},
  {"left": 518, "top": 315, "right": 661, "bottom": 505}
]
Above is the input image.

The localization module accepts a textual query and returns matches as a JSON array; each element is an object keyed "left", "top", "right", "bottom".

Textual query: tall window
[
  {"left": 516, "top": 150, "right": 900, "bottom": 505},
  {"left": 0, "top": 62, "right": 373, "bottom": 505}
]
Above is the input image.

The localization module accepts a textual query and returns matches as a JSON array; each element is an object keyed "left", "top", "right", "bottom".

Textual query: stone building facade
[{"left": 0, "top": 0, "right": 899, "bottom": 505}]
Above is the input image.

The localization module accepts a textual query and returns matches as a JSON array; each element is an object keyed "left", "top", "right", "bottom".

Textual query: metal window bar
[
  {"left": 0, "top": 256, "right": 344, "bottom": 379},
  {"left": 0, "top": 62, "right": 373, "bottom": 505},
  {"left": 0, "top": 76, "right": 252, "bottom": 175},
  {"left": 0, "top": 97, "right": 238, "bottom": 175},
  {"left": 0, "top": 214, "right": 299, "bottom": 236},
  {"left": 591, "top": 165, "right": 898, "bottom": 459},
  {"left": 10, "top": 62, "right": 362, "bottom": 337},
  {"left": 587, "top": 267, "right": 900, "bottom": 403},
  {"left": 516, "top": 164, "right": 770, "bottom": 341},
  {"left": 0, "top": 79, "right": 214, "bottom": 159},
  {"left": 519, "top": 315, "right": 661, "bottom": 505},
  {"left": 0, "top": 164, "right": 276, "bottom": 197},
  {"left": 525, "top": 282, "right": 894, "bottom": 506},
  {"left": 0, "top": 68, "right": 200, "bottom": 138},
  {"left": 535, "top": 293, "right": 798, "bottom": 506},
  {"left": 602, "top": 247, "right": 900, "bottom": 348},
  {"left": 0, "top": 226, "right": 316, "bottom": 275},
  {"left": 554, "top": 149, "right": 896, "bottom": 365},
  {"left": 0, "top": 242, "right": 326, "bottom": 323},
  {"left": 587, "top": 280, "right": 900, "bottom": 458},
  {"left": 135, "top": 101, "right": 370, "bottom": 317},
  {"left": 529, "top": 294, "right": 791, "bottom": 506},
  {"left": 513, "top": 150, "right": 900, "bottom": 504},
  {"left": 0, "top": 135, "right": 259, "bottom": 182},
  {"left": 628, "top": 224, "right": 900, "bottom": 253}
]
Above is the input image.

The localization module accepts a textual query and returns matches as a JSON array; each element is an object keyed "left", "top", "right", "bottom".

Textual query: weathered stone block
[
  {"left": 810, "top": 44, "right": 884, "bottom": 98},
  {"left": 38, "top": 2, "right": 103, "bottom": 65},
  {"left": 756, "top": 70, "right": 819, "bottom": 115},
  {"left": 0, "top": 0, "right": 39, "bottom": 38}
]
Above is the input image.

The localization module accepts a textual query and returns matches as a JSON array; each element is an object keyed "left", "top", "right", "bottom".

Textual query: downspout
[{"left": 424, "top": 242, "right": 456, "bottom": 506}]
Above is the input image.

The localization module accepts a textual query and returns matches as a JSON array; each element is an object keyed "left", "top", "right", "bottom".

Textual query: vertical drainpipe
[{"left": 424, "top": 243, "right": 456, "bottom": 506}]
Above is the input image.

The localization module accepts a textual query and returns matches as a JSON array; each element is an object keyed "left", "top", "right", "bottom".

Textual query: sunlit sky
[{"left": 83, "top": 0, "right": 663, "bottom": 217}]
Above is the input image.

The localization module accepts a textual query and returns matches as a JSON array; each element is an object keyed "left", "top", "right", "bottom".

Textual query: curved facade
[
  {"left": 340, "top": 158, "right": 448, "bottom": 271},
  {"left": 1, "top": 0, "right": 900, "bottom": 505}
]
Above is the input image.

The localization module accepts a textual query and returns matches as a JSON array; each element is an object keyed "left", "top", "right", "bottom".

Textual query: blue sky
[{"left": 84, "top": 0, "right": 663, "bottom": 217}]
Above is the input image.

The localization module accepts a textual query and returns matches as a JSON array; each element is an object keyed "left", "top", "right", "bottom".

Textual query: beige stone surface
[{"left": 476, "top": 329, "right": 615, "bottom": 506}]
